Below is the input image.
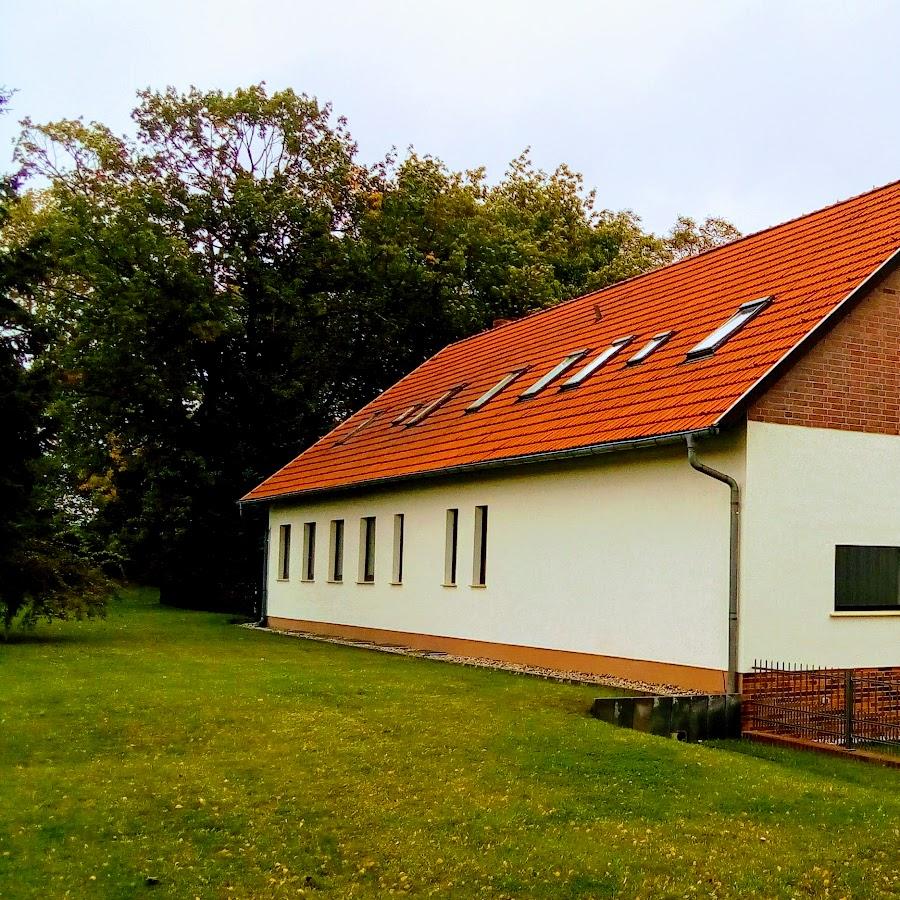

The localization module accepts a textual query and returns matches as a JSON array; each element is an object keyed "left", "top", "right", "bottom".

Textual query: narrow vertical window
[
  {"left": 444, "top": 508, "right": 459, "bottom": 586},
  {"left": 277, "top": 523, "right": 291, "bottom": 581},
  {"left": 392, "top": 514, "right": 405, "bottom": 584},
  {"left": 359, "top": 516, "right": 376, "bottom": 583},
  {"left": 329, "top": 519, "right": 344, "bottom": 582},
  {"left": 473, "top": 506, "right": 488, "bottom": 587},
  {"left": 302, "top": 522, "right": 316, "bottom": 582}
]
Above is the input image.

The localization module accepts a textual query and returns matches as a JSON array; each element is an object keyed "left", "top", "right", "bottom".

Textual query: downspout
[
  {"left": 257, "top": 523, "right": 270, "bottom": 627},
  {"left": 686, "top": 434, "right": 740, "bottom": 695}
]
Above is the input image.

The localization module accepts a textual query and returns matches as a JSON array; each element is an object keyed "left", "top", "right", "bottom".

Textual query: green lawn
[{"left": 1, "top": 590, "right": 898, "bottom": 899}]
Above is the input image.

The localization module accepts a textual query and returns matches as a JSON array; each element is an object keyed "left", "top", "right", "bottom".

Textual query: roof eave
[{"left": 238, "top": 426, "right": 720, "bottom": 506}]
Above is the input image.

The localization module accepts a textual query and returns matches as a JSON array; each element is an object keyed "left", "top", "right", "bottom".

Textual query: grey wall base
[{"left": 590, "top": 694, "right": 741, "bottom": 741}]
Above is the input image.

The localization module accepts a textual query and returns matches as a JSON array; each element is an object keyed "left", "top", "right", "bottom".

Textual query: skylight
[
  {"left": 686, "top": 296, "right": 772, "bottom": 359},
  {"left": 560, "top": 337, "right": 634, "bottom": 389},
  {"left": 391, "top": 404, "right": 421, "bottom": 426},
  {"left": 466, "top": 368, "right": 528, "bottom": 412},
  {"left": 519, "top": 350, "right": 588, "bottom": 399},
  {"left": 334, "top": 411, "right": 382, "bottom": 446},
  {"left": 626, "top": 332, "right": 673, "bottom": 366},
  {"left": 405, "top": 384, "right": 466, "bottom": 426}
]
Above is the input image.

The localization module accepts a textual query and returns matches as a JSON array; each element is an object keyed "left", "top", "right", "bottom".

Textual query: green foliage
[
  {"left": 340, "top": 152, "right": 675, "bottom": 401},
  {"left": 0, "top": 91, "right": 112, "bottom": 634},
  {"left": 9, "top": 85, "right": 740, "bottom": 611},
  {"left": 1, "top": 590, "right": 897, "bottom": 897},
  {"left": 665, "top": 214, "right": 743, "bottom": 261}
]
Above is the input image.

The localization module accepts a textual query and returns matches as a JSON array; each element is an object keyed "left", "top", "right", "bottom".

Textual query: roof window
[
  {"left": 466, "top": 368, "right": 528, "bottom": 412},
  {"left": 519, "top": 350, "right": 589, "bottom": 399},
  {"left": 391, "top": 404, "right": 421, "bottom": 426},
  {"left": 560, "top": 337, "right": 634, "bottom": 389},
  {"left": 334, "top": 410, "right": 383, "bottom": 446},
  {"left": 405, "top": 384, "right": 466, "bottom": 426},
  {"left": 686, "top": 296, "right": 772, "bottom": 360},
  {"left": 626, "top": 332, "right": 673, "bottom": 366}
]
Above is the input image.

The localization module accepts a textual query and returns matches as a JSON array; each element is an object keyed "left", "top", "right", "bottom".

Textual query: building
[{"left": 241, "top": 182, "right": 900, "bottom": 693}]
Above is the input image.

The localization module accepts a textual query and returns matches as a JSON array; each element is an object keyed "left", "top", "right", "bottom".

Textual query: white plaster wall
[
  {"left": 266, "top": 432, "right": 745, "bottom": 672},
  {"left": 741, "top": 421, "right": 900, "bottom": 669}
]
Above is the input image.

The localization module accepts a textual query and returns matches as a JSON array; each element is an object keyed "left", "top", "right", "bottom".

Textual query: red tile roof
[{"left": 243, "top": 180, "right": 900, "bottom": 502}]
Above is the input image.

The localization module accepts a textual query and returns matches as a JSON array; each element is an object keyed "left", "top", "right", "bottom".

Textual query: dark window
[
  {"left": 473, "top": 506, "right": 488, "bottom": 587},
  {"left": 277, "top": 524, "right": 291, "bottom": 581},
  {"left": 835, "top": 545, "right": 900, "bottom": 611},
  {"left": 392, "top": 514, "right": 405, "bottom": 584},
  {"left": 360, "top": 517, "right": 376, "bottom": 583},
  {"left": 302, "top": 522, "right": 316, "bottom": 582},
  {"left": 444, "top": 509, "right": 459, "bottom": 585},
  {"left": 329, "top": 519, "right": 344, "bottom": 582}
]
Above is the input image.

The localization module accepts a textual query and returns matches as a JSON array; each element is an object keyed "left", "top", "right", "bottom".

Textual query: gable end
[{"left": 749, "top": 268, "right": 900, "bottom": 435}]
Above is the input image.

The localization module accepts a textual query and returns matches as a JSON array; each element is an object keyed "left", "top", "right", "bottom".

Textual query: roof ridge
[
  {"left": 666, "top": 174, "right": 900, "bottom": 265},
  {"left": 443, "top": 176, "right": 900, "bottom": 351}
]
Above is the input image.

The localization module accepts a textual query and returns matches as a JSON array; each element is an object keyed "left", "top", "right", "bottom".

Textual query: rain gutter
[{"left": 238, "top": 426, "right": 721, "bottom": 506}]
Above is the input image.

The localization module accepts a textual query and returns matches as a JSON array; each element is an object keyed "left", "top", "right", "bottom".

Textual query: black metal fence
[{"left": 743, "top": 662, "right": 900, "bottom": 754}]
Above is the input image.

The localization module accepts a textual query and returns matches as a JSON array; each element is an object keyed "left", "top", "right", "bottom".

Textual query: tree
[
  {"left": 0, "top": 89, "right": 111, "bottom": 633},
  {"left": 665, "top": 215, "right": 742, "bottom": 262},
  {"left": 12, "top": 85, "right": 740, "bottom": 612},
  {"left": 336, "top": 151, "right": 677, "bottom": 408},
  {"left": 14, "top": 86, "right": 366, "bottom": 609}
]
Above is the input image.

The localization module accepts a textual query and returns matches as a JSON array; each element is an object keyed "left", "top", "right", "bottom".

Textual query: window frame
[{"left": 301, "top": 521, "right": 317, "bottom": 582}]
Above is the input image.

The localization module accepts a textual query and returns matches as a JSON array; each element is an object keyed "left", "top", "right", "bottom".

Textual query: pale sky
[{"left": 3, "top": 1, "right": 899, "bottom": 235}]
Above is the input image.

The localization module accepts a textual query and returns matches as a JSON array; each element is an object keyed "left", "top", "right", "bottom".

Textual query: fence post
[{"left": 844, "top": 669, "right": 854, "bottom": 750}]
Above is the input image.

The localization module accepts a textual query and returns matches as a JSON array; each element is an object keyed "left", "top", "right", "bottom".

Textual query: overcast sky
[{"left": 3, "top": 1, "right": 899, "bottom": 235}]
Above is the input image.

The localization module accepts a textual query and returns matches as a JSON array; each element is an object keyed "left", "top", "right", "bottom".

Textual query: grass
[{"left": 1, "top": 589, "right": 899, "bottom": 899}]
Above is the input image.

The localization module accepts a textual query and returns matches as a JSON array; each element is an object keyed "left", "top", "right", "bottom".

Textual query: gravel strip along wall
[{"left": 242, "top": 624, "right": 703, "bottom": 696}]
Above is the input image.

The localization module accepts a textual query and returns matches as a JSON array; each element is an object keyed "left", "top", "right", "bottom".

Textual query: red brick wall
[{"left": 748, "top": 267, "right": 900, "bottom": 433}]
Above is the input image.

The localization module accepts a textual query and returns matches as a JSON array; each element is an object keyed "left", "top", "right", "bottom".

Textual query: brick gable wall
[{"left": 748, "top": 266, "right": 900, "bottom": 434}]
